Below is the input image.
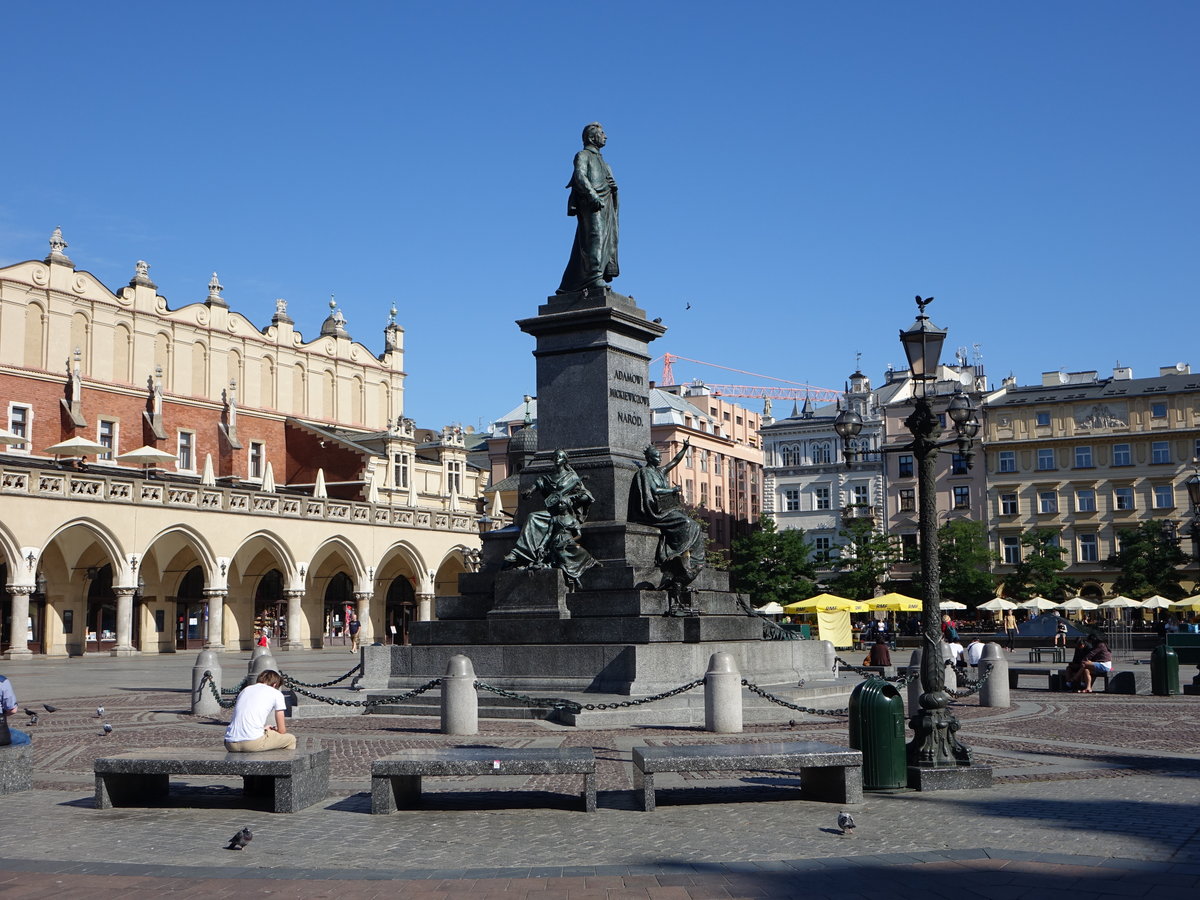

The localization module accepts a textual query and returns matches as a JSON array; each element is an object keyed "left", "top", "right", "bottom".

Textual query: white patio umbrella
[
  {"left": 1099, "top": 596, "right": 1143, "bottom": 609},
  {"left": 1020, "top": 596, "right": 1061, "bottom": 611},
  {"left": 313, "top": 468, "right": 328, "bottom": 499},
  {"left": 1059, "top": 596, "right": 1100, "bottom": 611},
  {"left": 116, "top": 445, "right": 177, "bottom": 473},
  {"left": 755, "top": 601, "right": 785, "bottom": 615},
  {"left": 0, "top": 427, "right": 26, "bottom": 446},
  {"left": 200, "top": 454, "right": 216, "bottom": 486},
  {"left": 978, "top": 597, "right": 1018, "bottom": 611},
  {"left": 365, "top": 467, "right": 380, "bottom": 504},
  {"left": 260, "top": 460, "right": 276, "bottom": 493},
  {"left": 939, "top": 601, "right": 968, "bottom": 610},
  {"left": 43, "top": 436, "right": 110, "bottom": 458},
  {"left": 1139, "top": 596, "right": 1174, "bottom": 610}
]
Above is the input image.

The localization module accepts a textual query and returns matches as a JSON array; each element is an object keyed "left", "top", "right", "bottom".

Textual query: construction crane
[{"left": 656, "top": 353, "right": 843, "bottom": 403}]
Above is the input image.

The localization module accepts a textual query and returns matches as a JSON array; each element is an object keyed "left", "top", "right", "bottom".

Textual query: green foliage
[
  {"left": 827, "top": 519, "right": 902, "bottom": 601},
  {"left": 731, "top": 516, "right": 817, "bottom": 606},
  {"left": 1102, "top": 520, "right": 1187, "bottom": 599},
  {"left": 1004, "top": 527, "right": 1074, "bottom": 601},
  {"left": 919, "top": 519, "right": 995, "bottom": 608}
]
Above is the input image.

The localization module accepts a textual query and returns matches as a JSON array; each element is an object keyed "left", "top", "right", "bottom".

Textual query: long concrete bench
[
  {"left": 0, "top": 743, "right": 33, "bottom": 794},
  {"left": 371, "top": 746, "right": 597, "bottom": 814},
  {"left": 1008, "top": 666, "right": 1110, "bottom": 691},
  {"left": 94, "top": 747, "right": 329, "bottom": 813},
  {"left": 632, "top": 740, "right": 862, "bottom": 812}
]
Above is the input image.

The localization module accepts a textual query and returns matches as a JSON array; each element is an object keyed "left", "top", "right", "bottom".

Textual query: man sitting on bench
[
  {"left": 224, "top": 670, "right": 296, "bottom": 752},
  {"left": 1079, "top": 634, "right": 1113, "bottom": 693}
]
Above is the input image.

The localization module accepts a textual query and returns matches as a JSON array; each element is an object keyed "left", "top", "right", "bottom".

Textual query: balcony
[{"left": 841, "top": 504, "right": 876, "bottom": 522}]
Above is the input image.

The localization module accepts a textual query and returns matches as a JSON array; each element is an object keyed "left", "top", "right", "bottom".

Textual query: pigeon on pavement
[
  {"left": 226, "top": 827, "right": 253, "bottom": 850},
  {"left": 838, "top": 811, "right": 856, "bottom": 835},
  {"left": 95, "top": 706, "right": 105, "bottom": 718},
  {"left": 101, "top": 723, "right": 113, "bottom": 736},
  {"left": 42, "top": 703, "right": 58, "bottom": 712}
]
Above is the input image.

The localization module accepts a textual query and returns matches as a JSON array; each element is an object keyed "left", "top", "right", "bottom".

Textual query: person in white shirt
[
  {"left": 965, "top": 638, "right": 986, "bottom": 667},
  {"left": 224, "top": 670, "right": 296, "bottom": 752}
]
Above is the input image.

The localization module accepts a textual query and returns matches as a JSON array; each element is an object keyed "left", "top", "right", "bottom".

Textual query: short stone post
[
  {"left": 704, "top": 651, "right": 743, "bottom": 733},
  {"left": 249, "top": 651, "right": 279, "bottom": 677},
  {"left": 906, "top": 649, "right": 922, "bottom": 717},
  {"left": 979, "top": 643, "right": 1010, "bottom": 708},
  {"left": 191, "top": 649, "right": 222, "bottom": 716},
  {"left": 941, "top": 643, "right": 959, "bottom": 692},
  {"left": 441, "top": 654, "right": 478, "bottom": 735},
  {"left": 249, "top": 643, "right": 271, "bottom": 669}
]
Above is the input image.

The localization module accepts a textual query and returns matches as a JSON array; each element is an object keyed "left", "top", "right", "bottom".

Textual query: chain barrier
[
  {"left": 282, "top": 677, "right": 442, "bottom": 708},
  {"left": 280, "top": 664, "right": 362, "bottom": 689},
  {"left": 220, "top": 674, "right": 253, "bottom": 696},
  {"left": 741, "top": 678, "right": 848, "bottom": 717},
  {"left": 833, "top": 655, "right": 918, "bottom": 686},
  {"left": 946, "top": 662, "right": 993, "bottom": 698},
  {"left": 474, "top": 678, "right": 706, "bottom": 713},
  {"left": 198, "top": 671, "right": 239, "bottom": 709}
]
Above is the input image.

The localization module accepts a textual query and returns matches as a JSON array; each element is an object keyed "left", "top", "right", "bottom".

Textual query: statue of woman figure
[
  {"left": 503, "top": 449, "right": 598, "bottom": 590},
  {"left": 630, "top": 439, "right": 706, "bottom": 606}
]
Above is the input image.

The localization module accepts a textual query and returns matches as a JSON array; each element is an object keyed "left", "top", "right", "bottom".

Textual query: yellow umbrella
[
  {"left": 1171, "top": 595, "right": 1200, "bottom": 612},
  {"left": 868, "top": 592, "right": 923, "bottom": 612},
  {"left": 782, "top": 593, "right": 869, "bottom": 614}
]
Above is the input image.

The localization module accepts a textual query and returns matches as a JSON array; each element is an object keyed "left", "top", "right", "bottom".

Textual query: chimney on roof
[
  {"left": 1113, "top": 366, "right": 1134, "bottom": 380},
  {"left": 1159, "top": 363, "right": 1190, "bottom": 376}
]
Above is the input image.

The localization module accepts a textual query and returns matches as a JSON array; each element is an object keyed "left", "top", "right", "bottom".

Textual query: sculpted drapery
[{"left": 558, "top": 122, "right": 619, "bottom": 294}]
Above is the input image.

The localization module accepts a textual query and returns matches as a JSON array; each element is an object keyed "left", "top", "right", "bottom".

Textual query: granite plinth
[
  {"left": 94, "top": 747, "right": 330, "bottom": 813},
  {"left": 907, "top": 764, "right": 993, "bottom": 791},
  {"left": 0, "top": 743, "right": 33, "bottom": 794},
  {"left": 632, "top": 740, "right": 863, "bottom": 810},
  {"left": 488, "top": 569, "right": 570, "bottom": 618},
  {"left": 1105, "top": 670, "right": 1151, "bottom": 695},
  {"left": 371, "top": 746, "right": 596, "bottom": 813}
]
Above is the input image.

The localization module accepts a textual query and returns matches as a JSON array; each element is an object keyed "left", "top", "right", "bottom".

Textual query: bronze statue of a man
[{"left": 558, "top": 122, "right": 619, "bottom": 294}]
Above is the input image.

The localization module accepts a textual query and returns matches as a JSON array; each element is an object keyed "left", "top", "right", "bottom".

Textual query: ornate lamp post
[
  {"left": 1186, "top": 459, "right": 1200, "bottom": 581},
  {"left": 835, "top": 296, "right": 985, "bottom": 785}
]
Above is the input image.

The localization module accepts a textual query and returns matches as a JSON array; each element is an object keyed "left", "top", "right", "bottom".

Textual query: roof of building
[{"left": 988, "top": 371, "right": 1200, "bottom": 407}]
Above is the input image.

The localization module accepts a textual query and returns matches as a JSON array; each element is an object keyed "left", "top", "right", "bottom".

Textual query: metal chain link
[
  {"left": 474, "top": 678, "right": 706, "bottom": 713},
  {"left": 946, "top": 662, "right": 993, "bottom": 698},
  {"left": 220, "top": 674, "right": 253, "bottom": 696},
  {"left": 198, "top": 671, "right": 238, "bottom": 709},
  {"left": 281, "top": 664, "right": 362, "bottom": 689},
  {"left": 833, "top": 655, "right": 917, "bottom": 685},
  {"left": 283, "top": 677, "right": 442, "bottom": 708},
  {"left": 741, "top": 678, "right": 849, "bottom": 717}
]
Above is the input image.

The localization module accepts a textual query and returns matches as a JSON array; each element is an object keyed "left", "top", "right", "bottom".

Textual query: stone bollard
[
  {"left": 249, "top": 652, "right": 279, "bottom": 678},
  {"left": 979, "top": 643, "right": 1010, "bottom": 708},
  {"left": 248, "top": 643, "right": 271, "bottom": 669},
  {"left": 191, "top": 649, "right": 222, "bottom": 716},
  {"left": 906, "top": 649, "right": 922, "bottom": 716},
  {"left": 441, "top": 654, "right": 478, "bottom": 735},
  {"left": 942, "top": 644, "right": 959, "bottom": 692},
  {"left": 704, "top": 651, "right": 743, "bottom": 733}
]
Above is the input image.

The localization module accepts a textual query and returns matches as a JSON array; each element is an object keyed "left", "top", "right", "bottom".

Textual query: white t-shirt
[
  {"left": 965, "top": 641, "right": 985, "bottom": 665},
  {"left": 224, "top": 683, "right": 286, "bottom": 743},
  {"left": 945, "top": 642, "right": 965, "bottom": 664}
]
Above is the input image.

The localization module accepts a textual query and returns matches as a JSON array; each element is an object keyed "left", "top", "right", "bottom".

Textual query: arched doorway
[
  {"left": 254, "top": 569, "right": 287, "bottom": 646},
  {"left": 86, "top": 564, "right": 136, "bottom": 653},
  {"left": 175, "top": 567, "right": 207, "bottom": 650},
  {"left": 323, "top": 572, "right": 353, "bottom": 648},
  {"left": 385, "top": 575, "right": 417, "bottom": 645}
]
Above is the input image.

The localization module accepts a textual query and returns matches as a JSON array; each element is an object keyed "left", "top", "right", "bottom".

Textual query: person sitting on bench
[
  {"left": 224, "top": 670, "right": 296, "bottom": 752},
  {"left": 864, "top": 637, "right": 891, "bottom": 666},
  {"left": 1079, "top": 634, "right": 1113, "bottom": 693},
  {"left": 1063, "top": 637, "right": 1090, "bottom": 691}
]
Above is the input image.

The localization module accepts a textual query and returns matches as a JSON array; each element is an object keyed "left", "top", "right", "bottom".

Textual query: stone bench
[
  {"left": 0, "top": 742, "right": 33, "bottom": 794},
  {"left": 371, "top": 746, "right": 597, "bottom": 814},
  {"left": 1029, "top": 647, "right": 1065, "bottom": 663},
  {"left": 632, "top": 740, "right": 862, "bottom": 812},
  {"left": 1008, "top": 666, "right": 1109, "bottom": 691},
  {"left": 94, "top": 748, "right": 329, "bottom": 813}
]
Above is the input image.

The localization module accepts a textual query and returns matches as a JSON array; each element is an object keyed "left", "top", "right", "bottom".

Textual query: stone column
[
  {"left": 4, "top": 585, "right": 33, "bottom": 660},
  {"left": 112, "top": 587, "right": 137, "bottom": 657},
  {"left": 354, "top": 591, "right": 372, "bottom": 644},
  {"left": 417, "top": 592, "right": 435, "bottom": 622},
  {"left": 203, "top": 589, "right": 227, "bottom": 651},
  {"left": 283, "top": 589, "right": 305, "bottom": 651}
]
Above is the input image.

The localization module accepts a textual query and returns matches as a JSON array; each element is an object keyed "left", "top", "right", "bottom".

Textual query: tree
[
  {"left": 827, "top": 519, "right": 902, "bottom": 601},
  {"left": 911, "top": 520, "right": 995, "bottom": 608},
  {"left": 1102, "top": 520, "right": 1188, "bottom": 599},
  {"left": 1004, "top": 527, "right": 1074, "bottom": 601},
  {"left": 730, "top": 516, "right": 817, "bottom": 606}
]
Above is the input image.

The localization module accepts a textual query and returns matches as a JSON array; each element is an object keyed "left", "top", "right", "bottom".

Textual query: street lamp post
[
  {"left": 1185, "top": 459, "right": 1200, "bottom": 583},
  {"left": 835, "top": 296, "right": 986, "bottom": 785}
]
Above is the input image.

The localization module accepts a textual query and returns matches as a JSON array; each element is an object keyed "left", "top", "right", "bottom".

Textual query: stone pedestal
[{"left": 907, "top": 765, "right": 993, "bottom": 791}]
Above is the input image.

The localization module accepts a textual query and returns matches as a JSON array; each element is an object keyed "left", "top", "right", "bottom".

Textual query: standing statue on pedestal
[
  {"left": 557, "top": 122, "right": 619, "bottom": 294},
  {"left": 503, "top": 449, "right": 598, "bottom": 590},
  {"left": 630, "top": 439, "right": 707, "bottom": 614}
]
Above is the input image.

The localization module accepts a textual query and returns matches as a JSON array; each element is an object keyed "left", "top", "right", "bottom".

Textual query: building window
[
  {"left": 899, "top": 488, "right": 915, "bottom": 512},
  {"left": 393, "top": 453, "right": 410, "bottom": 489},
  {"left": 98, "top": 419, "right": 117, "bottom": 462},
  {"left": 997, "top": 450, "right": 1016, "bottom": 473},
  {"left": 1074, "top": 446, "right": 1093, "bottom": 468},
  {"left": 953, "top": 485, "right": 971, "bottom": 509},
  {"left": 1036, "top": 412, "right": 1051, "bottom": 427},
  {"left": 1078, "top": 533, "right": 1099, "bottom": 563},
  {"left": 812, "top": 442, "right": 832, "bottom": 465},
  {"left": 713, "top": 454, "right": 723, "bottom": 476},
  {"left": 447, "top": 460, "right": 463, "bottom": 494},
  {"left": 684, "top": 446, "right": 693, "bottom": 467},
  {"left": 7, "top": 404, "right": 30, "bottom": 452},
  {"left": 852, "top": 484, "right": 869, "bottom": 506},
  {"left": 1002, "top": 536, "right": 1021, "bottom": 565},
  {"left": 177, "top": 431, "right": 195, "bottom": 471},
  {"left": 898, "top": 455, "right": 914, "bottom": 477},
  {"left": 814, "top": 486, "right": 831, "bottom": 510},
  {"left": 1076, "top": 489, "right": 1096, "bottom": 512},
  {"left": 899, "top": 533, "right": 919, "bottom": 562},
  {"left": 249, "top": 441, "right": 265, "bottom": 479},
  {"left": 1151, "top": 401, "right": 1167, "bottom": 419},
  {"left": 1154, "top": 484, "right": 1175, "bottom": 509},
  {"left": 1036, "top": 448, "right": 1056, "bottom": 470},
  {"left": 999, "top": 492, "right": 1018, "bottom": 515},
  {"left": 700, "top": 483, "right": 708, "bottom": 507},
  {"left": 783, "top": 488, "right": 800, "bottom": 511},
  {"left": 1114, "top": 486, "right": 1134, "bottom": 511},
  {"left": 1151, "top": 441, "right": 1170, "bottom": 464},
  {"left": 715, "top": 484, "right": 723, "bottom": 509},
  {"left": 950, "top": 453, "right": 969, "bottom": 475},
  {"left": 1112, "top": 443, "right": 1132, "bottom": 467},
  {"left": 684, "top": 479, "right": 693, "bottom": 503},
  {"left": 813, "top": 536, "right": 832, "bottom": 562},
  {"left": 1038, "top": 490, "right": 1058, "bottom": 514},
  {"left": 700, "top": 450, "right": 708, "bottom": 472}
]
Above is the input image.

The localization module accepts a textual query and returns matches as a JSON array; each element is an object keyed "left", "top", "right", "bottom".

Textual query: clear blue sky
[{"left": 2, "top": 2, "right": 1195, "bottom": 430}]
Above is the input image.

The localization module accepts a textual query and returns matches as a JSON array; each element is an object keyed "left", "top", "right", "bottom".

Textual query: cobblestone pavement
[{"left": 1, "top": 650, "right": 1198, "bottom": 898}]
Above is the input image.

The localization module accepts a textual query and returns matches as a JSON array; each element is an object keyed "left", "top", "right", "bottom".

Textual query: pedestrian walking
[{"left": 1003, "top": 610, "right": 1018, "bottom": 651}]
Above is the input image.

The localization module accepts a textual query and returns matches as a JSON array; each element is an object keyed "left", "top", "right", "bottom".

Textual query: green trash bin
[
  {"left": 848, "top": 677, "right": 906, "bottom": 791},
  {"left": 1150, "top": 644, "right": 1180, "bottom": 696}
]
